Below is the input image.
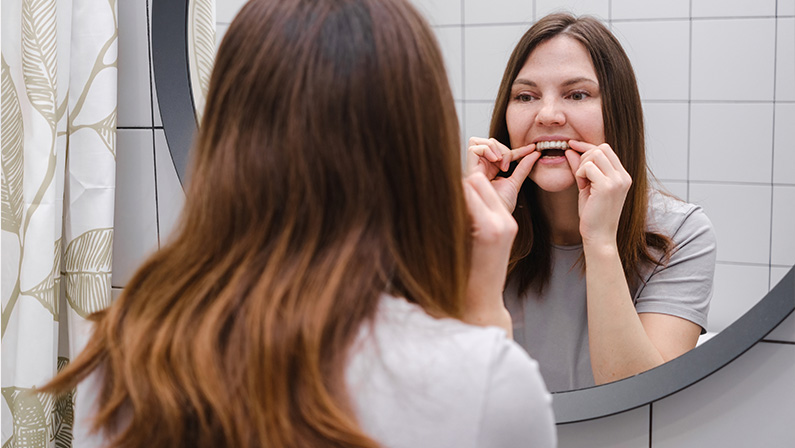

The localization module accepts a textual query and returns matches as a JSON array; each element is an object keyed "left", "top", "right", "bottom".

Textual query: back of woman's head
[{"left": 44, "top": 1, "right": 467, "bottom": 447}]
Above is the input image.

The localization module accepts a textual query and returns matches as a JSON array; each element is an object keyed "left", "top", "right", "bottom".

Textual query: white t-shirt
[{"left": 346, "top": 294, "right": 557, "bottom": 448}]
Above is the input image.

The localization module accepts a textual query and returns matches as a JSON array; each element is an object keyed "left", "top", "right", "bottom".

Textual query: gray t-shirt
[
  {"left": 504, "top": 192, "right": 717, "bottom": 392},
  {"left": 346, "top": 294, "right": 557, "bottom": 448}
]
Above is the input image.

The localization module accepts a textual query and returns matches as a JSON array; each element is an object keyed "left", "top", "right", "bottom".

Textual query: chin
[{"left": 529, "top": 173, "right": 576, "bottom": 193}]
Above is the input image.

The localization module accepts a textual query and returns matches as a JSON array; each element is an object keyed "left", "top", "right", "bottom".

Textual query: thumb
[
  {"left": 565, "top": 149, "right": 588, "bottom": 190},
  {"left": 508, "top": 151, "right": 540, "bottom": 188}
]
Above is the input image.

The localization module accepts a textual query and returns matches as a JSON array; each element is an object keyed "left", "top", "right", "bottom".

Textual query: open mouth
[{"left": 536, "top": 140, "right": 570, "bottom": 158}]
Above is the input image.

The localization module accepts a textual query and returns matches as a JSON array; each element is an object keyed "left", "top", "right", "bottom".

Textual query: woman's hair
[
  {"left": 43, "top": 0, "right": 467, "bottom": 446},
  {"left": 490, "top": 13, "right": 671, "bottom": 294}
]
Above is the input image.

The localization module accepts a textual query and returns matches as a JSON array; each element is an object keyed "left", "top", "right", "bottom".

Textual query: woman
[
  {"left": 467, "top": 13, "right": 716, "bottom": 392},
  {"left": 42, "top": 0, "right": 556, "bottom": 446}
]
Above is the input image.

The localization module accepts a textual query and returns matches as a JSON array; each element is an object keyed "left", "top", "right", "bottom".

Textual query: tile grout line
[
  {"left": 768, "top": 2, "right": 779, "bottom": 290},
  {"left": 686, "top": 0, "right": 693, "bottom": 202},
  {"left": 145, "top": 0, "right": 161, "bottom": 249}
]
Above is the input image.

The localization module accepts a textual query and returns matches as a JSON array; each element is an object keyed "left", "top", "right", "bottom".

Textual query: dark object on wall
[{"left": 151, "top": 0, "right": 795, "bottom": 424}]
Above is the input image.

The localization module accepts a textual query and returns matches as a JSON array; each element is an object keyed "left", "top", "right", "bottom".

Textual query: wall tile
[
  {"left": 463, "top": 24, "right": 527, "bottom": 100},
  {"left": 691, "top": 19, "right": 775, "bottom": 101},
  {"left": 611, "top": 0, "right": 689, "bottom": 20},
  {"left": 691, "top": 0, "right": 776, "bottom": 17},
  {"left": 154, "top": 130, "right": 186, "bottom": 246},
  {"left": 776, "top": 17, "right": 795, "bottom": 101},
  {"left": 118, "top": 0, "right": 152, "bottom": 127},
  {"left": 644, "top": 103, "right": 689, "bottom": 181},
  {"left": 770, "top": 266, "right": 793, "bottom": 288},
  {"left": 464, "top": 102, "right": 494, "bottom": 142},
  {"left": 773, "top": 104, "right": 795, "bottom": 184},
  {"left": 216, "top": 23, "right": 229, "bottom": 48},
  {"left": 709, "top": 263, "right": 770, "bottom": 333},
  {"left": 652, "top": 342, "right": 795, "bottom": 447},
  {"left": 771, "top": 186, "right": 795, "bottom": 266},
  {"left": 216, "top": 0, "right": 246, "bottom": 24},
  {"left": 146, "top": 0, "right": 162, "bottom": 127},
  {"left": 536, "top": 0, "right": 609, "bottom": 21},
  {"left": 111, "top": 288, "right": 122, "bottom": 302},
  {"left": 654, "top": 180, "right": 688, "bottom": 200},
  {"left": 112, "top": 130, "right": 158, "bottom": 288},
  {"left": 410, "top": 0, "right": 462, "bottom": 26},
  {"left": 557, "top": 405, "right": 649, "bottom": 448},
  {"left": 689, "top": 183, "right": 771, "bottom": 265},
  {"left": 613, "top": 20, "right": 689, "bottom": 101},
  {"left": 464, "top": 0, "right": 531, "bottom": 25},
  {"left": 780, "top": 0, "right": 795, "bottom": 16},
  {"left": 689, "top": 103, "right": 774, "bottom": 184},
  {"left": 765, "top": 305, "right": 795, "bottom": 343},
  {"left": 434, "top": 26, "right": 463, "bottom": 100}
]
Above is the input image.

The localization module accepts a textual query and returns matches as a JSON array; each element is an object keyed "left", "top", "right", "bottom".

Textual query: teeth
[{"left": 537, "top": 140, "right": 569, "bottom": 151}]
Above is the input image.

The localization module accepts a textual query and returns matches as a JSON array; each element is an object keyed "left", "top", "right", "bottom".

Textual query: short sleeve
[
  {"left": 476, "top": 339, "right": 557, "bottom": 448},
  {"left": 634, "top": 204, "right": 717, "bottom": 333}
]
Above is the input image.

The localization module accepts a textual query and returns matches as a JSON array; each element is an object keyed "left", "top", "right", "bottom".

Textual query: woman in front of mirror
[
  {"left": 41, "top": 0, "right": 557, "bottom": 446},
  {"left": 468, "top": 13, "right": 717, "bottom": 392}
]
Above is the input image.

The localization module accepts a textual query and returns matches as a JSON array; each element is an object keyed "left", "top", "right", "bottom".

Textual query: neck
[{"left": 538, "top": 185, "right": 581, "bottom": 246}]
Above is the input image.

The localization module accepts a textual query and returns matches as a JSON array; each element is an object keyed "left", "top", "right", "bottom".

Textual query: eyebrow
[{"left": 512, "top": 77, "right": 599, "bottom": 88}]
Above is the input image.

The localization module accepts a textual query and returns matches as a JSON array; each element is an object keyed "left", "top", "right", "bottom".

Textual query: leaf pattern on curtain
[
  {"left": 52, "top": 357, "right": 75, "bottom": 448},
  {"left": 21, "top": 0, "right": 58, "bottom": 128},
  {"left": 1, "top": 56, "right": 25, "bottom": 236},
  {"left": 1, "top": 387, "right": 56, "bottom": 448},
  {"left": 189, "top": 0, "right": 216, "bottom": 124},
  {"left": 64, "top": 229, "right": 113, "bottom": 318},
  {"left": 19, "top": 239, "right": 62, "bottom": 320}
]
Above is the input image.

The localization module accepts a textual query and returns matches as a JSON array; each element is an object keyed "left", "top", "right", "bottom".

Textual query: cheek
[
  {"left": 575, "top": 106, "right": 605, "bottom": 143},
  {"left": 505, "top": 105, "right": 530, "bottom": 146}
]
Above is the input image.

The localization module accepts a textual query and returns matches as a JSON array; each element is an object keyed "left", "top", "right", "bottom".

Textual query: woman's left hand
[{"left": 564, "top": 140, "right": 632, "bottom": 248}]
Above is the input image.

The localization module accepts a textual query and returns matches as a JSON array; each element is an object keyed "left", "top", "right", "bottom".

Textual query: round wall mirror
[{"left": 152, "top": 0, "right": 795, "bottom": 423}]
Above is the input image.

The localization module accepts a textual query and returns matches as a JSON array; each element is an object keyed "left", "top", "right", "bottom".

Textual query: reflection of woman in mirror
[
  {"left": 43, "top": 0, "right": 556, "bottom": 446},
  {"left": 467, "top": 13, "right": 717, "bottom": 392}
]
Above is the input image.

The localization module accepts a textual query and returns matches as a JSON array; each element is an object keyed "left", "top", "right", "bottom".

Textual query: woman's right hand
[
  {"left": 461, "top": 172, "right": 520, "bottom": 337},
  {"left": 465, "top": 137, "right": 540, "bottom": 213}
]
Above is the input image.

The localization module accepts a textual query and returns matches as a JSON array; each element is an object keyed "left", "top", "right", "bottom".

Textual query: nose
[{"left": 535, "top": 98, "right": 565, "bottom": 126}]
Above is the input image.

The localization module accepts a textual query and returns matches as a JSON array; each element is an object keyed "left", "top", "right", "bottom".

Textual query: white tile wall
[
  {"left": 690, "top": 183, "right": 771, "bottom": 265},
  {"left": 773, "top": 104, "right": 795, "bottom": 184},
  {"left": 613, "top": 20, "right": 689, "bottom": 101},
  {"left": 709, "top": 263, "right": 770, "bottom": 332},
  {"left": 117, "top": 0, "right": 152, "bottom": 127},
  {"left": 689, "top": 103, "right": 774, "bottom": 184},
  {"left": 433, "top": 26, "right": 463, "bottom": 100},
  {"left": 771, "top": 186, "right": 795, "bottom": 266},
  {"left": 464, "top": 24, "right": 527, "bottom": 101},
  {"left": 154, "top": 130, "right": 186, "bottom": 246},
  {"left": 691, "top": 0, "right": 777, "bottom": 18},
  {"left": 557, "top": 405, "right": 649, "bottom": 447},
  {"left": 776, "top": 17, "right": 795, "bottom": 101},
  {"left": 410, "top": 0, "right": 461, "bottom": 26},
  {"left": 112, "top": 130, "right": 158, "bottom": 288},
  {"left": 652, "top": 342, "right": 795, "bottom": 447},
  {"left": 691, "top": 18, "right": 776, "bottom": 102},
  {"left": 611, "top": 0, "right": 689, "bottom": 20},
  {"left": 643, "top": 103, "right": 689, "bottom": 181},
  {"left": 781, "top": 0, "right": 795, "bottom": 16},
  {"left": 536, "top": 0, "right": 609, "bottom": 20},
  {"left": 464, "top": 0, "right": 532, "bottom": 25},
  {"left": 464, "top": 102, "right": 494, "bottom": 141}
]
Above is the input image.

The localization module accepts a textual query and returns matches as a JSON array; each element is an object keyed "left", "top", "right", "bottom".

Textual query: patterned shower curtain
[{"left": 2, "top": 0, "right": 118, "bottom": 446}]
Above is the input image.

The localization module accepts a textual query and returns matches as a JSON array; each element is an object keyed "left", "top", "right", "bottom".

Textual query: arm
[{"left": 565, "top": 142, "right": 711, "bottom": 384}]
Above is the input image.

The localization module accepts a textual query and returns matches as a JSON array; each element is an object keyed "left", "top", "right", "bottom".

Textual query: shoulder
[
  {"left": 646, "top": 190, "right": 716, "bottom": 246},
  {"left": 346, "top": 295, "right": 556, "bottom": 447}
]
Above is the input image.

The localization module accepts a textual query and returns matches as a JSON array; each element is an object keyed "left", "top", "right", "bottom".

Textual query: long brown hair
[
  {"left": 491, "top": 13, "right": 671, "bottom": 294},
  {"left": 43, "top": 0, "right": 467, "bottom": 446}
]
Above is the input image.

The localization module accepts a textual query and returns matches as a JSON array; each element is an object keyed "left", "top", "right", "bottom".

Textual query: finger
[
  {"left": 586, "top": 148, "right": 618, "bottom": 177},
  {"left": 567, "top": 139, "right": 597, "bottom": 154},
  {"left": 576, "top": 160, "right": 608, "bottom": 186},
  {"left": 467, "top": 172, "right": 510, "bottom": 214},
  {"left": 463, "top": 179, "right": 489, "bottom": 218},
  {"left": 468, "top": 136, "right": 491, "bottom": 148},
  {"left": 470, "top": 144, "right": 501, "bottom": 163},
  {"left": 596, "top": 143, "right": 625, "bottom": 171},
  {"left": 565, "top": 149, "right": 583, "bottom": 179},
  {"left": 509, "top": 143, "right": 536, "bottom": 162},
  {"left": 508, "top": 151, "right": 540, "bottom": 186}
]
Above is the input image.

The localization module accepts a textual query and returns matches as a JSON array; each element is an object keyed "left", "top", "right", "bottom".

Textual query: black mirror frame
[{"left": 151, "top": 0, "right": 795, "bottom": 424}]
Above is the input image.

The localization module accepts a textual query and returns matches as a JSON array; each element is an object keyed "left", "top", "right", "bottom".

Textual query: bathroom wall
[{"left": 115, "top": 0, "right": 794, "bottom": 446}]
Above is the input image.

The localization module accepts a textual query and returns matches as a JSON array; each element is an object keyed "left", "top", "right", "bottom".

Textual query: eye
[
  {"left": 568, "top": 91, "right": 589, "bottom": 101},
  {"left": 514, "top": 93, "right": 535, "bottom": 103}
]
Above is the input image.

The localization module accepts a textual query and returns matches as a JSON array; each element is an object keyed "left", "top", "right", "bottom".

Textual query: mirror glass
[{"left": 186, "top": 0, "right": 795, "bottom": 391}]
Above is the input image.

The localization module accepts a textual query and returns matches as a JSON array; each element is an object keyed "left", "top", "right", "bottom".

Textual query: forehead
[{"left": 516, "top": 35, "right": 597, "bottom": 81}]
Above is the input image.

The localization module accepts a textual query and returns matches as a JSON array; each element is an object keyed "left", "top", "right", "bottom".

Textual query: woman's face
[{"left": 506, "top": 35, "right": 605, "bottom": 193}]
